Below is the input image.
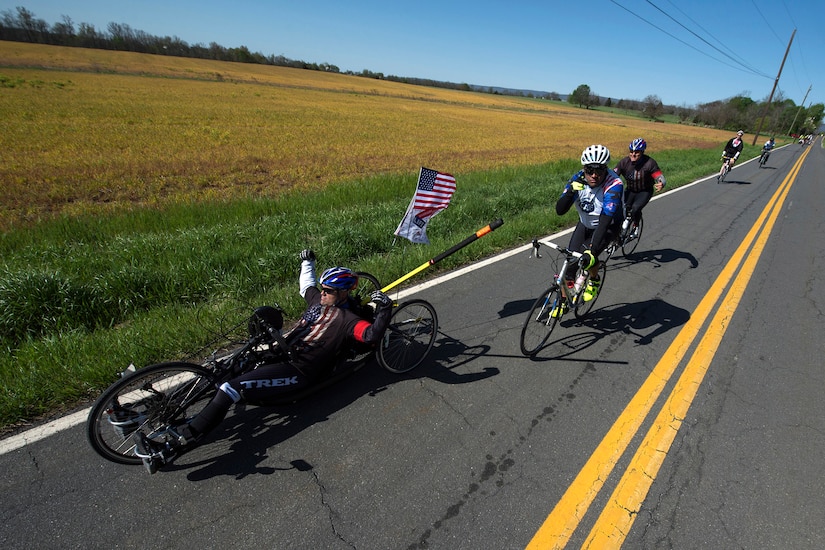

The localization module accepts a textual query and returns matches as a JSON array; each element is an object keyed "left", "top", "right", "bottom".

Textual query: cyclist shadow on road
[
  {"left": 717, "top": 177, "right": 751, "bottom": 185},
  {"left": 530, "top": 298, "right": 690, "bottom": 360},
  {"left": 172, "top": 335, "right": 498, "bottom": 481},
  {"left": 610, "top": 247, "right": 699, "bottom": 269}
]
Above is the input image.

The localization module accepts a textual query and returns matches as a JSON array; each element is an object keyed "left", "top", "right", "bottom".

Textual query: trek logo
[{"left": 239, "top": 377, "right": 299, "bottom": 389}]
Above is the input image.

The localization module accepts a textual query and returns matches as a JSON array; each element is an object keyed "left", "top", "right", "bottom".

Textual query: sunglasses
[
  {"left": 628, "top": 150, "right": 642, "bottom": 155},
  {"left": 320, "top": 287, "right": 340, "bottom": 295},
  {"left": 583, "top": 165, "right": 606, "bottom": 175}
]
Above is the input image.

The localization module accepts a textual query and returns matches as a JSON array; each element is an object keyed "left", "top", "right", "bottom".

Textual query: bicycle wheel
[
  {"left": 86, "top": 362, "right": 216, "bottom": 465},
  {"left": 520, "top": 285, "right": 563, "bottom": 356},
  {"left": 377, "top": 299, "right": 438, "bottom": 373},
  {"left": 574, "top": 261, "right": 607, "bottom": 319},
  {"left": 353, "top": 271, "right": 380, "bottom": 307},
  {"left": 621, "top": 214, "right": 643, "bottom": 256}
]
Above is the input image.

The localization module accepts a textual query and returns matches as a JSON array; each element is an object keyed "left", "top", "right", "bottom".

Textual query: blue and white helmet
[
  {"left": 319, "top": 267, "right": 358, "bottom": 290},
  {"left": 629, "top": 138, "right": 647, "bottom": 152},
  {"left": 580, "top": 144, "right": 611, "bottom": 166}
]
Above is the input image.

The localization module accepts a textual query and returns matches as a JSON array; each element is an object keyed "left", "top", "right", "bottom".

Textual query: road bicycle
[
  {"left": 717, "top": 156, "right": 733, "bottom": 182},
  {"left": 519, "top": 240, "right": 616, "bottom": 356},
  {"left": 758, "top": 148, "right": 771, "bottom": 168},
  {"left": 86, "top": 272, "right": 438, "bottom": 466},
  {"left": 617, "top": 210, "right": 643, "bottom": 257}
]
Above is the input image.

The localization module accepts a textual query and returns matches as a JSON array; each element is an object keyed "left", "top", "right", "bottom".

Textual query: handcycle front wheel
[
  {"left": 86, "top": 361, "right": 216, "bottom": 465},
  {"left": 377, "top": 299, "right": 438, "bottom": 373},
  {"left": 621, "top": 214, "right": 643, "bottom": 257},
  {"left": 520, "top": 285, "right": 563, "bottom": 356}
]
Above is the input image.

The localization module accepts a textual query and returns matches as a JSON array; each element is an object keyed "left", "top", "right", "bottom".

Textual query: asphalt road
[{"left": 2, "top": 140, "right": 823, "bottom": 549}]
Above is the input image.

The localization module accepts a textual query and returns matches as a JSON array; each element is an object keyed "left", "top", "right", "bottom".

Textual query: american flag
[
  {"left": 412, "top": 168, "right": 456, "bottom": 216},
  {"left": 394, "top": 167, "right": 456, "bottom": 244}
]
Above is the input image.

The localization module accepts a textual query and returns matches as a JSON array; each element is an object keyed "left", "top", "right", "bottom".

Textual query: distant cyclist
[
  {"left": 555, "top": 144, "right": 623, "bottom": 307},
  {"left": 760, "top": 137, "right": 775, "bottom": 165},
  {"left": 721, "top": 130, "right": 745, "bottom": 167},
  {"left": 612, "top": 137, "right": 665, "bottom": 234}
]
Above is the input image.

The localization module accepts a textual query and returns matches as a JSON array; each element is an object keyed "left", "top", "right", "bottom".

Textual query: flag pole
[{"left": 381, "top": 219, "right": 504, "bottom": 293}]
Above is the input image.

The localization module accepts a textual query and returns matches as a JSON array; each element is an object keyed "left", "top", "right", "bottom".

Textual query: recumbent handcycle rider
[{"left": 133, "top": 249, "right": 393, "bottom": 474}]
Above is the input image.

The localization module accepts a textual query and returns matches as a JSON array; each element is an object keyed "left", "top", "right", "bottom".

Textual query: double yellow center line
[{"left": 528, "top": 147, "right": 811, "bottom": 549}]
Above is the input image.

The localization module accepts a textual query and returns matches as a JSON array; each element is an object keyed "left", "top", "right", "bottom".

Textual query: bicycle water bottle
[{"left": 574, "top": 272, "right": 587, "bottom": 292}]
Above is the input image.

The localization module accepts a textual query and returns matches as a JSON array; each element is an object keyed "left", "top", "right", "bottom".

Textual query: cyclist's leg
[
  {"left": 625, "top": 190, "right": 651, "bottom": 224},
  {"left": 188, "top": 362, "right": 312, "bottom": 437},
  {"left": 590, "top": 227, "right": 614, "bottom": 279},
  {"left": 565, "top": 223, "right": 589, "bottom": 281}
]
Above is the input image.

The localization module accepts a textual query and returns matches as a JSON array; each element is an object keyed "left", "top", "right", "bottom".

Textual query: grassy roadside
[{"left": 0, "top": 147, "right": 760, "bottom": 431}]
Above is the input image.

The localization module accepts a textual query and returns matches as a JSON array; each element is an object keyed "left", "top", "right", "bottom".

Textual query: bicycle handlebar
[{"left": 530, "top": 239, "right": 583, "bottom": 259}]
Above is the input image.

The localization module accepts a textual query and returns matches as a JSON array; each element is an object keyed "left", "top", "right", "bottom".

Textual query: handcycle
[
  {"left": 519, "top": 239, "right": 618, "bottom": 356},
  {"left": 717, "top": 156, "right": 734, "bottom": 182},
  {"left": 758, "top": 148, "right": 771, "bottom": 168},
  {"left": 86, "top": 272, "right": 438, "bottom": 466}
]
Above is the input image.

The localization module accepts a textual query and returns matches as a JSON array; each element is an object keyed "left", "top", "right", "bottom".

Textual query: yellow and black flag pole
[{"left": 381, "top": 219, "right": 504, "bottom": 294}]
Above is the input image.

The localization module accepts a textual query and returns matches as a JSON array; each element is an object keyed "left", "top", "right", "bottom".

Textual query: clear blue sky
[{"left": 3, "top": 0, "right": 823, "bottom": 108}]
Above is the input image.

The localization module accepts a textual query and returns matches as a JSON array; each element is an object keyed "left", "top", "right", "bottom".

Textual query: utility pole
[
  {"left": 787, "top": 84, "right": 812, "bottom": 136},
  {"left": 752, "top": 28, "right": 796, "bottom": 145}
]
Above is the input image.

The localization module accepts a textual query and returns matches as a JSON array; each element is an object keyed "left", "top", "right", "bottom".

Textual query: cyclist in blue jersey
[
  {"left": 759, "top": 136, "right": 776, "bottom": 166},
  {"left": 555, "top": 144, "right": 624, "bottom": 304}
]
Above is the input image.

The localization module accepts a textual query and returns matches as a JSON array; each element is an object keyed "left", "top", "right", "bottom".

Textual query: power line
[
  {"left": 662, "top": 0, "right": 753, "bottom": 69},
  {"left": 645, "top": 0, "right": 771, "bottom": 78},
  {"left": 607, "top": 0, "right": 770, "bottom": 79},
  {"left": 750, "top": 0, "right": 784, "bottom": 44}
]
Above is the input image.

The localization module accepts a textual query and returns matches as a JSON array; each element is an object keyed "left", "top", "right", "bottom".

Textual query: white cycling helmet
[{"left": 580, "top": 144, "right": 611, "bottom": 166}]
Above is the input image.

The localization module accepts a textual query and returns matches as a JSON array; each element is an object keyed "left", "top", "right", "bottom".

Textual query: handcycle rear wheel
[
  {"left": 573, "top": 260, "right": 607, "bottom": 319},
  {"left": 621, "top": 214, "right": 643, "bottom": 257},
  {"left": 377, "top": 299, "right": 438, "bottom": 373},
  {"left": 520, "top": 285, "right": 563, "bottom": 356},
  {"left": 86, "top": 362, "right": 216, "bottom": 465}
]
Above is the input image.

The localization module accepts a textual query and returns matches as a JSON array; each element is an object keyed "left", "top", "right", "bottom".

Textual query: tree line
[
  {"left": 0, "top": 6, "right": 476, "bottom": 92},
  {"left": 2, "top": 7, "right": 822, "bottom": 135},
  {"left": 569, "top": 81, "right": 823, "bottom": 138}
]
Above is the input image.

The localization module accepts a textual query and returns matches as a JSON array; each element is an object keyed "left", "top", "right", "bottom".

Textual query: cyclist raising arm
[
  {"left": 556, "top": 144, "right": 623, "bottom": 302},
  {"left": 613, "top": 137, "right": 665, "bottom": 230},
  {"left": 132, "top": 251, "right": 393, "bottom": 474}
]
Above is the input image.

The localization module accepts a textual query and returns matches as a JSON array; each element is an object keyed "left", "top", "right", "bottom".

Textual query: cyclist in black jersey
[
  {"left": 722, "top": 130, "right": 745, "bottom": 166},
  {"left": 612, "top": 138, "right": 666, "bottom": 228},
  {"left": 133, "top": 250, "right": 393, "bottom": 473}
]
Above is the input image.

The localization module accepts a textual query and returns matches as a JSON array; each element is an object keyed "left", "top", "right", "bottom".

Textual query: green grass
[{"left": 0, "top": 147, "right": 759, "bottom": 430}]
